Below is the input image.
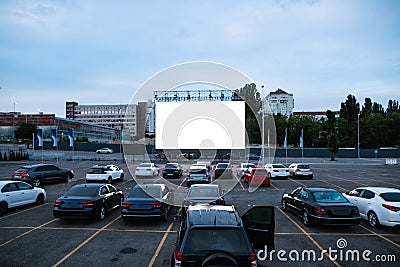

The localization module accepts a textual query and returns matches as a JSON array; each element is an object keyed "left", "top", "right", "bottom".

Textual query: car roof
[
  {"left": 133, "top": 183, "right": 165, "bottom": 190},
  {"left": 90, "top": 165, "right": 112, "bottom": 168},
  {"left": 187, "top": 205, "right": 241, "bottom": 226},
  {"left": 189, "top": 184, "right": 219, "bottom": 189},
  {"left": 72, "top": 183, "right": 105, "bottom": 189},
  {"left": 190, "top": 165, "right": 207, "bottom": 169},
  {"left": 0, "top": 180, "right": 21, "bottom": 187},
  {"left": 304, "top": 187, "right": 338, "bottom": 192},
  {"left": 355, "top": 187, "right": 400, "bottom": 194},
  {"left": 20, "top": 164, "right": 52, "bottom": 168}
]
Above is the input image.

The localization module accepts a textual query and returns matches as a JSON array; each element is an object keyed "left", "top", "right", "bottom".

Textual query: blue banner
[
  {"left": 37, "top": 129, "right": 43, "bottom": 147},
  {"left": 284, "top": 128, "right": 287, "bottom": 148},
  {"left": 51, "top": 129, "right": 57, "bottom": 147},
  {"left": 299, "top": 129, "right": 304, "bottom": 148},
  {"left": 68, "top": 129, "right": 74, "bottom": 147}
]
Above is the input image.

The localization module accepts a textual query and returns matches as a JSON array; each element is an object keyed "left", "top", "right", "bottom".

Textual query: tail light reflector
[
  {"left": 315, "top": 206, "right": 327, "bottom": 215},
  {"left": 273, "top": 170, "right": 279, "bottom": 172},
  {"left": 175, "top": 251, "right": 183, "bottom": 261},
  {"left": 151, "top": 201, "right": 162, "bottom": 208},
  {"left": 54, "top": 200, "right": 62, "bottom": 206},
  {"left": 122, "top": 202, "right": 131, "bottom": 208},
  {"left": 382, "top": 204, "right": 400, "bottom": 212},
  {"left": 250, "top": 252, "right": 257, "bottom": 261},
  {"left": 81, "top": 200, "right": 94, "bottom": 207}
]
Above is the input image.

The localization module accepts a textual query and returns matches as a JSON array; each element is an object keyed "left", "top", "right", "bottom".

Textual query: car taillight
[
  {"left": 122, "top": 202, "right": 131, "bottom": 208},
  {"left": 382, "top": 204, "right": 400, "bottom": 212},
  {"left": 81, "top": 200, "right": 94, "bottom": 207},
  {"left": 183, "top": 199, "right": 190, "bottom": 206},
  {"left": 250, "top": 252, "right": 257, "bottom": 261},
  {"left": 188, "top": 174, "right": 192, "bottom": 177},
  {"left": 216, "top": 199, "right": 224, "bottom": 205},
  {"left": 146, "top": 168, "right": 151, "bottom": 171},
  {"left": 135, "top": 167, "right": 139, "bottom": 170},
  {"left": 310, "top": 168, "right": 313, "bottom": 171},
  {"left": 54, "top": 200, "right": 62, "bottom": 206},
  {"left": 175, "top": 251, "right": 183, "bottom": 261},
  {"left": 315, "top": 206, "right": 327, "bottom": 215},
  {"left": 295, "top": 168, "right": 300, "bottom": 172},
  {"left": 273, "top": 170, "right": 279, "bottom": 172},
  {"left": 151, "top": 201, "right": 161, "bottom": 208}
]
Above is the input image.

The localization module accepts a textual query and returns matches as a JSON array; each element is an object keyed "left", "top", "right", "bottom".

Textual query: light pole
[
  {"left": 357, "top": 113, "right": 360, "bottom": 159},
  {"left": 261, "top": 85, "right": 265, "bottom": 166}
]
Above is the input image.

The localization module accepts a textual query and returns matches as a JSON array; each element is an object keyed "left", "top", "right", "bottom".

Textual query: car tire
[
  {"left": 368, "top": 211, "right": 380, "bottom": 228},
  {"left": 186, "top": 182, "right": 191, "bottom": 187},
  {"left": 0, "top": 202, "right": 8, "bottom": 215},
  {"left": 302, "top": 209, "right": 312, "bottom": 226},
  {"left": 32, "top": 179, "right": 41, "bottom": 187},
  {"left": 281, "top": 199, "right": 287, "bottom": 211},
  {"left": 161, "top": 208, "right": 168, "bottom": 222},
  {"left": 120, "top": 173, "right": 124, "bottom": 182},
  {"left": 107, "top": 177, "right": 112, "bottom": 184},
  {"left": 35, "top": 194, "right": 45, "bottom": 205},
  {"left": 98, "top": 206, "right": 106, "bottom": 220}
]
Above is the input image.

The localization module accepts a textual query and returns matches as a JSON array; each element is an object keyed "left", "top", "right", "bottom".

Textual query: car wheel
[
  {"left": 281, "top": 199, "right": 287, "bottom": 211},
  {"left": 161, "top": 208, "right": 168, "bottom": 222},
  {"left": 368, "top": 211, "right": 380, "bottom": 228},
  {"left": 186, "top": 182, "right": 190, "bottom": 187},
  {"left": 98, "top": 206, "right": 106, "bottom": 220},
  {"left": 35, "top": 194, "right": 45, "bottom": 205},
  {"left": 107, "top": 177, "right": 112, "bottom": 184},
  {"left": 32, "top": 179, "right": 41, "bottom": 187},
  {"left": 302, "top": 209, "right": 312, "bottom": 226},
  {"left": 0, "top": 202, "right": 8, "bottom": 215},
  {"left": 120, "top": 173, "right": 124, "bottom": 182}
]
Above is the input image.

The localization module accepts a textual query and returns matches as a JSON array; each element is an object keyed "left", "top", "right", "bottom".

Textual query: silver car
[
  {"left": 186, "top": 166, "right": 210, "bottom": 187},
  {"left": 288, "top": 163, "right": 313, "bottom": 179}
]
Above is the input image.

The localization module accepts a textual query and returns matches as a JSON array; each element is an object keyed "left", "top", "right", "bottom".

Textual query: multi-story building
[
  {"left": 65, "top": 102, "right": 147, "bottom": 140},
  {"left": 265, "top": 88, "right": 294, "bottom": 116}
]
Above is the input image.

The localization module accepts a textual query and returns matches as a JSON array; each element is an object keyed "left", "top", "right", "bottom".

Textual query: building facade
[
  {"left": 65, "top": 102, "right": 147, "bottom": 140},
  {"left": 265, "top": 88, "right": 294, "bottom": 116}
]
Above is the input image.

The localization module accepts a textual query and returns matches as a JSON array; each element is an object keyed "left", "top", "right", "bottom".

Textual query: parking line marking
[
  {"left": 358, "top": 224, "right": 400, "bottom": 249},
  {"left": 52, "top": 215, "right": 121, "bottom": 267},
  {"left": 325, "top": 174, "right": 369, "bottom": 187},
  {"left": 0, "top": 203, "right": 51, "bottom": 220},
  {"left": 288, "top": 178, "right": 306, "bottom": 187},
  {"left": 277, "top": 207, "right": 341, "bottom": 267},
  {"left": 147, "top": 222, "right": 174, "bottom": 267},
  {"left": 270, "top": 182, "right": 279, "bottom": 190},
  {"left": 314, "top": 179, "right": 348, "bottom": 191},
  {"left": 0, "top": 218, "right": 58, "bottom": 248}
]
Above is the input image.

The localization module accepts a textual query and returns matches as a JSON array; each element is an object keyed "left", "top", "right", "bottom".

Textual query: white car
[
  {"left": 343, "top": 187, "right": 400, "bottom": 228},
  {"left": 288, "top": 163, "right": 313, "bottom": 179},
  {"left": 86, "top": 165, "right": 124, "bottom": 183},
  {"left": 96, "top": 148, "right": 113, "bottom": 154},
  {"left": 238, "top": 163, "right": 256, "bottom": 178},
  {"left": 135, "top": 163, "right": 159, "bottom": 178},
  {"left": 264, "top": 164, "right": 290, "bottom": 179},
  {"left": 0, "top": 181, "right": 46, "bottom": 215}
]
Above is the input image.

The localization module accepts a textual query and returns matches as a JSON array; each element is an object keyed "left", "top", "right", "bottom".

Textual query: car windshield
[
  {"left": 128, "top": 187, "right": 161, "bottom": 198},
  {"left": 254, "top": 169, "right": 267, "bottom": 175},
  {"left": 165, "top": 164, "right": 178, "bottom": 169},
  {"left": 88, "top": 168, "right": 106, "bottom": 174},
  {"left": 188, "top": 188, "right": 219, "bottom": 198},
  {"left": 139, "top": 163, "right": 152, "bottom": 168},
  {"left": 190, "top": 169, "right": 207, "bottom": 174},
  {"left": 15, "top": 167, "right": 30, "bottom": 173},
  {"left": 65, "top": 187, "right": 98, "bottom": 197},
  {"left": 217, "top": 164, "right": 229, "bottom": 169},
  {"left": 380, "top": 192, "right": 400, "bottom": 202},
  {"left": 183, "top": 228, "right": 248, "bottom": 254},
  {"left": 312, "top": 191, "right": 348, "bottom": 203}
]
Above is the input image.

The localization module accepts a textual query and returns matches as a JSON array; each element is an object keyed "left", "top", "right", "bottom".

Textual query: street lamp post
[
  {"left": 261, "top": 85, "right": 265, "bottom": 166},
  {"left": 357, "top": 113, "right": 360, "bottom": 159}
]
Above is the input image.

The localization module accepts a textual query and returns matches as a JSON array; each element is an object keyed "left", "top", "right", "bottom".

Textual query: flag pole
[{"left": 284, "top": 128, "right": 288, "bottom": 164}]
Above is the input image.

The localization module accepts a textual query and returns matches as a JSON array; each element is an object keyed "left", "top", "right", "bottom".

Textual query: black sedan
[
  {"left": 12, "top": 164, "right": 74, "bottom": 187},
  {"left": 281, "top": 187, "right": 361, "bottom": 226},
  {"left": 162, "top": 163, "right": 183, "bottom": 178},
  {"left": 53, "top": 184, "right": 123, "bottom": 220},
  {"left": 121, "top": 184, "right": 173, "bottom": 221}
]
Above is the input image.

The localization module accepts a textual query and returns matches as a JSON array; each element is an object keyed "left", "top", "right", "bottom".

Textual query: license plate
[{"left": 167, "top": 173, "right": 173, "bottom": 176}]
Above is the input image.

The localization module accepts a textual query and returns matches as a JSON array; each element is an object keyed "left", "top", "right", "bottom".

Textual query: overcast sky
[{"left": 1, "top": 0, "right": 399, "bottom": 117}]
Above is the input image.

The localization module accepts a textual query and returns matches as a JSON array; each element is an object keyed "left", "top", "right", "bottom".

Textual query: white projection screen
[{"left": 155, "top": 101, "right": 245, "bottom": 149}]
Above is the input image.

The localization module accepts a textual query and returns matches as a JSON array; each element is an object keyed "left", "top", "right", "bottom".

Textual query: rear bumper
[
  {"left": 53, "top": 208, "right": 97, "bottom": 219},
  {"left": 310, "top": 214, "right": 361, "bottom": 226},
  {"left": 121, "top": 209, "right": 166, "bottom": 220}
]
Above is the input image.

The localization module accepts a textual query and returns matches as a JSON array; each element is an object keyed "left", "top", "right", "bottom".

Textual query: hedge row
[{"left": 0, "top": 151, "right": 29, "bottom": 161}]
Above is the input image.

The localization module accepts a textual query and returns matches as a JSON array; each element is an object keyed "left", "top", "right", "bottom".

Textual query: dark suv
[
  {"left": 172, "top": 205, "right": 275, "bottom": 267},
  {"left": 12, "top": 164, "right": 74, "bottom": 187}
]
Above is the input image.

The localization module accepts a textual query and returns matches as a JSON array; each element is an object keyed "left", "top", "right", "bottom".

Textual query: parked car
[
  {"left": 135, "top": 163, "right": 159, "bottom": 178},
  {"left": 214, "top": 163, "right": 232, "bottom": 179},
  {"left": 186, "top": 165, "right": 210, "bottom": 187},
  {"left": 172, "top": 205, "right": 275, "bottom": 267},
  {"left": 12, "top": 164, "right": 74, "bottom": 187},
  {"left": 86, "top": 165, "right": 124, "bottom": 183},
  {"left": 0, "top": 181, "right": 46, "bottom": 215},
  {"left": 183, "top": 184, "right": 225, "bottom": 207},
  {"left": 96, "top": 148, "right": 114, "bottom": 154},
  {"left": 196, "top": 160, "right": 211, "bottom": 171},
  {"left": 238, "top": 162, "right": 256, "bottom": 179},
  {"left": 288, "top": 163, "right": 313, "bottom": 179},
  {"left": 162, "top": 163, "right": 183, "bottom": 178},
  {"left": 122, "top": 184, "right": 173, "bottom": 221},
  {"left": 53, "top": 183, "right": 123, "bottom": 220},
  {"left": 264, "top": 163, "right": 290, "bottom": 179},
  {"left": 281, "top": 187, "right": 361, "bottom": 226},
  {"left": 244, "top": 167, "right": 270, "bottom": 187},
  {"left": 246, "top": 153, "right": 261, "bottom": 160},
  {"left": 343, "top": 187, "right": 400, "bottom": 228}
]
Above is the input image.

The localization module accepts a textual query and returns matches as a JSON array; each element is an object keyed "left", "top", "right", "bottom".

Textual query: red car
[{"left": 244, "top": 167, "right": 270, "bottom": 187}]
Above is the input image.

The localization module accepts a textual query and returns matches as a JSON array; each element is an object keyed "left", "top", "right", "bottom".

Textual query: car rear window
[
  {"left": 312, "top": 191, "right": 348, "bottom": 203},
  {"left": 380, "top": 192, "right": 400, "bottom": 202},
  {"left": 190, "top": 169, "right": 207, "bottom": 174},
  {"left": 254, "top": 169, "right": 267, "bottom": 175},
  {"left": 15, "top": 167, "right": 30, "bottom": 173},
  {"left": 165, "top": 164, "right": 178, "bottom": 168},
  {"left": 217, "top": 164, "right": 229, "bottom": 169},
  {"left": 243, "top": 163, "right": 255, "bottom": 168},
  {"left": 128, "top": 187, "right": 161, "bottom": 198},
  {"left": 272, "top": 164, "right": 286, "bottom": 168},
  {"left": 88, "top": 168, "right": 106, "bottom": 174},
  {"left": 65, "top": 187, "right": 98, "bottom": 197},
  {"left": 298, "top": 165, "right": 310, "bottom": 169},
  {"left": 188, "top": 188, "right": 218, "bottom": 198},
  {"left": 183, "top": 228, "right": 248, "bottom": 254},
  {"left": 138, "top": 163, "right": 152, "bottom": 168}
]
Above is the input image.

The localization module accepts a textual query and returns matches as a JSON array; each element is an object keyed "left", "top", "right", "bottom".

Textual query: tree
[
  {"left": 14, "top": 123, "right": 36, "bottom": 142},
  {"left": 361, "top": 98, "right": 372, "bottom": 117},
  {"left": 326, "top": 110, "right": 339, "bottom": 160},
  {"left": 340, "top": 94, "right": 360, "bottom": 122},
  {"left": 387, "top": 99, "right": 399, "bottom": 113}
]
